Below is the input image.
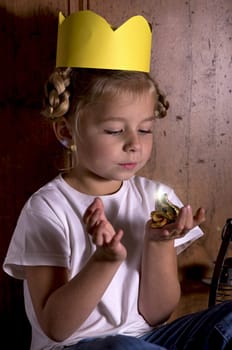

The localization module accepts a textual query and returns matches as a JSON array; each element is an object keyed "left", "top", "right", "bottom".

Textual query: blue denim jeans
[{"left": 65, "top": 301, "right": 232, "bottom": 350}]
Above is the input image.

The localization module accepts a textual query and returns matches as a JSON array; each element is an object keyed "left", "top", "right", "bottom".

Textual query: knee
[
  {"left": 215, "top": 300, "right": 232, "bottom": 313},
  {"left": 100, "top": 335, "right": 165, "bottom": 350},
  {"left": 104, "top": 335, "right": 138, "bottom": 349}
]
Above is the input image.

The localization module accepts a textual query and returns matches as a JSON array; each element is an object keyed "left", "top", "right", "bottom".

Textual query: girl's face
[{"left": 70, "top": 91, "right": 156, "bottom": 194}]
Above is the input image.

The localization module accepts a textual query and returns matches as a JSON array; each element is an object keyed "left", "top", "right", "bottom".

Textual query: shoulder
[
  {"left": 18, "top": 174, "right": 90, "bottom": 231},
  {"left": 17, "top": 175, "right": 72, "bottom": 229},
  {"left": 129, "top": 175, "right": 174, "bottom": 194},
  {"left": 127, "top": 176, "right": 183, "bottom": 208},
  {"left": 28, "top": 175, "right": 63, "bottom": 203},
  {"left": 24, "top": 175, "right": 71, "bottom": 214}
]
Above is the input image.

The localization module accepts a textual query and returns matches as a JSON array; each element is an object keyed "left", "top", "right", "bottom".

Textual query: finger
[
  {"left": 174, "top": 206, "right": 189, "bottom": 230},
  {"left": 183, "top": 205, "right": 194, "bottom": 230},
  {"left": 193, "top": 207, "right": 206, "bottom": 225},
  {"left": 84, "top": 210, "right": 100, "bottom": 232},
  {"left": 95, "top": 197, "right": 108, "bottom": 221},
  {"left": 83, "top": 197, "right": 104, "bottom": 224},
  {"left": 94, "top": 197, "right": 104, "bottom": 210},
  {"left": 89, "top": 197, "right": 107, "bottom": 222},
  {"left": 166, "top": 206, "right": 191, "bottom": 237},
  {"left": 87, "top": 208, "right": 102, "bottom": 228},
  {"left": 83, "top": 198, "right": 98, "bottom": 224},
  {"left": 111, "top": 229, "right": 124, "bottom": 245},
  {"left": 92, "top": 220, "right": 113, "bottom": 246},
  {"left": 92, "top": 231, "right": 104, "bottom": 246},
  {"left": 91, "top": 220, "right": 107, "bottom": 245}
]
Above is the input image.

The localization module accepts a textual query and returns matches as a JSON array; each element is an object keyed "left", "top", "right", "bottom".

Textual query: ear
[{"left": 53, "top": 118, "right": 73, "bottom": 148}]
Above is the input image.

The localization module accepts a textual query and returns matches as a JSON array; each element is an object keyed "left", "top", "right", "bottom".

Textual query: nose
[{"left": 123, "top": 131, "right": 141, "bottom": 152}]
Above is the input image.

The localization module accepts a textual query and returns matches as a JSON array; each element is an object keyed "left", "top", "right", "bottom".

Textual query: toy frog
[{"left": 151, "top": 193, "right": 180, "bottom": 228}]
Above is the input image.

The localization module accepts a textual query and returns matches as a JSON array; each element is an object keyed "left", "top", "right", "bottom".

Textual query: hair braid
[
  {"left": 41, "top": 67, "right": 169, "bottom": 121},
  {"left": 154, "top": 82, "right": 169, "bottom": 119},
  {"left": 41, "top": 68, "right": 72, "bottom": 120}
]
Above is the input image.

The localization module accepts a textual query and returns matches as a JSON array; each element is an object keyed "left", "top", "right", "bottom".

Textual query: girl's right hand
[
  {"left": 146, "top": 205, "right": 205, "bottom": 242},
  {"left": 83, "top": 198, "right": 127, "bottom": 262}
]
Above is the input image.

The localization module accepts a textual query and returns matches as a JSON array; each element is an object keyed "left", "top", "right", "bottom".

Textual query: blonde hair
[{"left": 41, "top": 68, "right": 169, "bottom": 121}]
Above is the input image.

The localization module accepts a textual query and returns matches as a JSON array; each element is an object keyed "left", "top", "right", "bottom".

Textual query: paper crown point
[{"left": 56, "top": 10, "right": 152, "bottom": 72}]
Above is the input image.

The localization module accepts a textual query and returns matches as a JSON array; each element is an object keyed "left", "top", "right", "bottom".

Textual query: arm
[
  {"left": 25, "top": 198, "right": 126, "bottom": 342},
  {"left": 139, "top": 205, "right": 205, "bottom": 325}
]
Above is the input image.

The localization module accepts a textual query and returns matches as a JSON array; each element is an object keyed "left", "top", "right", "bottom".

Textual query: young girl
[{"left": 3, "top": 10, "right": 232, "bottom": 350}]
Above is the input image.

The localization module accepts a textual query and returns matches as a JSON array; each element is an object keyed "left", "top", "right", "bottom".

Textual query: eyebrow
[{"left": 99, "top": 116, "right": 155, "bottom": 122}]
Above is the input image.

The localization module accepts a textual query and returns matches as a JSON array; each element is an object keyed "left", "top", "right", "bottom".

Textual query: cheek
[
  {"left": 149, "top": 140, "right": 154, "bottom": 151},
  {"left": 144, "top": 137, "right": 153, "bottom": 152},
  {"left": 80, "top": 140, "right": 113, "bottom": 158}
]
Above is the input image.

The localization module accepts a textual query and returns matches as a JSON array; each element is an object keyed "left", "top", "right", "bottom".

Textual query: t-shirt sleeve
[{"left": 3, "top": 206, "right": 71, "bottom": 280}]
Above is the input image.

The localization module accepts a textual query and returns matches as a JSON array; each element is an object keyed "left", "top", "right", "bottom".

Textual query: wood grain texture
[{"left": 0, "top": 0, "right": 232, "bottom": 346}]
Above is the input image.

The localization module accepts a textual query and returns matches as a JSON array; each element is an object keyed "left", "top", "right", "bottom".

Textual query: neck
[{"left": 63, "top": 171, "right": 122, "bottom": 196}]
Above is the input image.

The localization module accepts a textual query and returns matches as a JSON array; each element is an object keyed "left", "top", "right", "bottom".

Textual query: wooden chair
[{"left": 208, "top": 218, "right": 232, "bottom": 307}]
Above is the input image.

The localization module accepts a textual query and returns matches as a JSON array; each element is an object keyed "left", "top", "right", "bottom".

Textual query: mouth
[{"left": 118, "top": 162, "right": 138, "bottom": 170}]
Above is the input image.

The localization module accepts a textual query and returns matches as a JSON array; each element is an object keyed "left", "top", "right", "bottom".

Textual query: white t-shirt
[{"left": 3, "top": 175, "right": 203, "bottom": 350}]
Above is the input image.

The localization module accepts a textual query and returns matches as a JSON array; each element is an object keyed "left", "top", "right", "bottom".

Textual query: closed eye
[
  {"left": 104, "top": 129, "right": 123, "bottom": 135},
  {"left": 138, "top": 129, "right": 153, "bottom": 134}
]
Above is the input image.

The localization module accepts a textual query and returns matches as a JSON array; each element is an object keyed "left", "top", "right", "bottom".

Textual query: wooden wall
[{"left": 0, "top": 0, "right": 232, "bottom": 348}]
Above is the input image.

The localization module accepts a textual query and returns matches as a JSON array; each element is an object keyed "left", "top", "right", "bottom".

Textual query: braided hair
[{"left": 41, "top": 68, "right": 169, "bottom": 121}]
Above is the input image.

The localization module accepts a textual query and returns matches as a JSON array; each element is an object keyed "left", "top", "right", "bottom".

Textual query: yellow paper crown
[{"left": 56, "top": 10, "right": 152, "bottom": 72}]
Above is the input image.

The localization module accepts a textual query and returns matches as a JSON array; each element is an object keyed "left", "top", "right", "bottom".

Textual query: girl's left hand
[
  {"left": 83, "top": 197, "right": 127, "bottom": 261},
  {"left": 146, "top": 205, "right": 205, "bottom": 241}
]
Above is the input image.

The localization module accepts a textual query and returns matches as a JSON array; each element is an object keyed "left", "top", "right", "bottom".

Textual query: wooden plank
[{"left": 187, "top": 0, "right": 232, "bottom": 259}]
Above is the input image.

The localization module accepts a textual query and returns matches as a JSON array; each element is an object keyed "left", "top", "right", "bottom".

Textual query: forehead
[
  {"left": 88, "top": 90, "right": 156, "bottom": 121},
  {"left": 96, "top": 86, "right": 156, "bottom": 104},
  {"left": 101, "top": 78, "right": 157, "bottom": 100}
]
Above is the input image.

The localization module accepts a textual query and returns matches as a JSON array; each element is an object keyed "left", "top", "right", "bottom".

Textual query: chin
[{"left": 113, "top": 173, "right": 136, "bottom": 181}]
